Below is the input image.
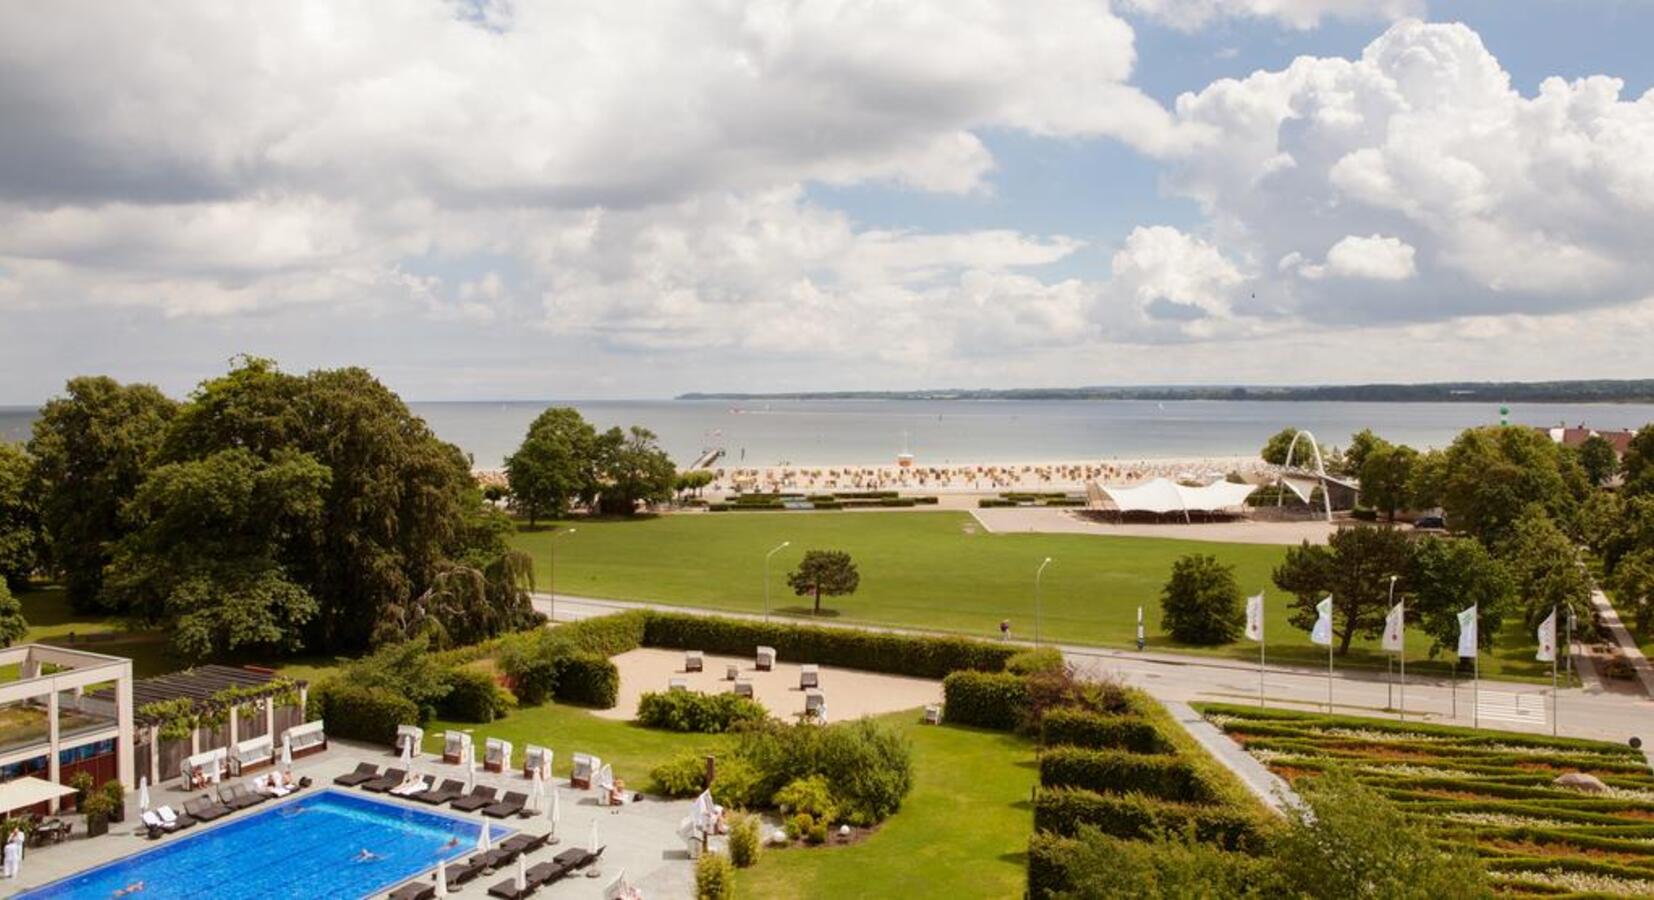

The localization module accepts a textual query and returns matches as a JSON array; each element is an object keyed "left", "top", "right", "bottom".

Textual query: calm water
[
  {"left": 19, "top": 789, "right": 510, "bottom": 900},
  {"left": 4, "top": 399, "right": 1651, "bottom": 467}
]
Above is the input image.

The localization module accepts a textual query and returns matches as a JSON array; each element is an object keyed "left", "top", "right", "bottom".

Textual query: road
[{"left": 532, "top": 592, "right": 1654, "bottom": 747}]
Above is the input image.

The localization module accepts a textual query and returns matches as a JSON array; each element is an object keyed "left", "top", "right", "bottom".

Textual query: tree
[
  {"left": 102, "top": 448, "right": 327, "bottom": 659},
  {"left": 27, "top": 376, "right": 178, "bottom": 610},
  {"left": 596, "top": 426, "right": 676, "bottom": 516},
  {"left": 1274, "top": 526, "right": 1414, "bottom": 655},
  {"left": 1503, "top": 507, "right": 1595, "bottom": 635},
  {"left": 1261, "top": 428, "right": 1299, "bottom": 465},
  {"left": 1622, "top": 424, "right": 1654, "bottom": 497},
  {"left": 1359, "top": 442, "right": 1418, "bottom": 521},
  {"left": 1159, "top": 554, "right": 1244, "bottom": 645},
  {"left": 1577, "top": 434, "right": 1619, "bottom": 488},
  {"left": 787, "top": 550, "right": 860, "bottom": 614},
  {"left": 1438, "top": 425, "right": 1585, "bottom": 550},
  {"left": 0, "top": 442, "right": 44, "bottom": 590},
  {"left": 1611, "top": 548, "right": 1654, "bottom": 640},
  {"left": 1408, "top": 536, "right": 1515, "bottom": 659},
  {"left": 676, "top": 469, "right": 715, "bottom": 500},
  {"left": 1343, "top": 428, "right": 1386, "bottom": 475},
  {"left": 0, "top": 581, "right": 28, "bottom": 647},
  {"left": 504, "top": 407, "right": 602, "bottom": 524},
  {"left": 1406, "top": 448, "right": 1447, "bottom": 511}
]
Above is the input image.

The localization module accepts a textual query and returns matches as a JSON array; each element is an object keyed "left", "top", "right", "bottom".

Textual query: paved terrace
[{"left": 6, "top": 740, "right": 700, "bottom": 899}]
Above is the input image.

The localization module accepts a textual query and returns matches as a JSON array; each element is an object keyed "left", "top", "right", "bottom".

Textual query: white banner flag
[
  {"left": 1310, "top": 596, "right": 1333, "bottom": 646},
  {"left": 1382, "top": 601, "right": 1405, "bottom": 652},
  {"left": 1457, "top": 605, "right": 1479, "bottom": 659},
  {"left": 1536, "top": 608, "right": 1557, "bottom": 663},
  {"left": 1245, "top": 593, "right": 1264, "bottom": 642}
]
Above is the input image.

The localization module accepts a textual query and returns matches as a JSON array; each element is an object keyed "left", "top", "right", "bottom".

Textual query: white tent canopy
[
  {"left": 1096, "top": 478, "right": 1257, "bottom": 515},
  {"left": 0, "top": 776, "right": 77, "bottom": 815}
]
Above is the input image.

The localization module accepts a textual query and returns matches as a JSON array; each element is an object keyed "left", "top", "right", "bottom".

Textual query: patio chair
[
  {"left": 483, "top": 790, "right": 528, "bottom": 818},
  {"left": 412, "top": 778, "right": 466, "bottom": 805},
  {"left": 361, "top": 767, "right": 408, "bottom": 793},
  {"left": 450, "top": 785, "right": 499, "bottom": 813},
  {"left": 184, "top": 796, "right": 230, "bottom": 822},
  {"left": 387, "top": 881, "right": 436, "bottom": 900},
  {"left": 334, "top": 762, "right": 380, "bottom": 787},
  {"left": 156, "top": 805, "right": 195, "bottom": 830}
]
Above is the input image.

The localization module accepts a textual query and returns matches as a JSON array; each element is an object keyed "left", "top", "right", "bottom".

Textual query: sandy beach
[{"left": 702, "top": 455, "right": 1267, "bottom": 495}]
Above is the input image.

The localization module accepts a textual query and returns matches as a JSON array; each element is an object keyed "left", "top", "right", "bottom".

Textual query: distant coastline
[{"left": 680, "top": 379, "right": 1654, "bottom": 405}]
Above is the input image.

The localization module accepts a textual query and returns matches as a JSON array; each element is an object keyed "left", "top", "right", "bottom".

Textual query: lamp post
[
  {"left": 764, "top": 541, "right": 790, "bottom": 622},
  {"left": 1034, "top": 557, "right": 1053, "bottom": 647},
  {"left": 548, "top": 528, "right": 575, "bottom": 623}
]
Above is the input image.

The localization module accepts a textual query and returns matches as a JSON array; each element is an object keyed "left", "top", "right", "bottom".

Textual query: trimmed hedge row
[
  {"left": 1038, "top": 746, "right": 1215, "bottom": 804},
  {"left": 1028, "top": 832, "right": 1081, "bottom": 900},
  {"left": 1040, "top": 708, "right": 1170, "bottom": 755},
  {"left": 637, "top": 690, "right": 768, "bottom": 733},
  {"left": 641, "top": 612, "right": 1016, "bottom": 679},
  {"left": 554, "top": 651, "right": 620, "bottom": 707},
  {"left": 1033, "top": 787, "right": 1267, "bottom": 853},
  {"left": 941, "top": 671, "right": 1028, "bottom": 730},
  {"left": 308, "top": 683, "right": 419, "bottom": 745}
]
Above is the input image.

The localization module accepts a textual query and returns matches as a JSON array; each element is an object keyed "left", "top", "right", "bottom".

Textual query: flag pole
[
  {"left": 1551, "top": 604, "right": 1559, "bottom": 737},
  {"left": 1472, "top": 604, "right": 1480, "bottom": 729},
  {"left": 1259, "top": 628, "right": 1266, "bottom": 708},
  {"left": 1326, "top": 619, "right": 1334, "bottom": 715},
  {"left": 1398, "top": 596, "right": 1406, "bottom": 722}
]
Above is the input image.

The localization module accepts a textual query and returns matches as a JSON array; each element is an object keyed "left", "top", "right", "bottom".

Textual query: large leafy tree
[
  {"left": 1260, "top": 428, "right": 1299, "bottom": 465},
  {"left": 1576, "top": 434, "right": 1619, "bottom": 488},
  {"left": 27, "top": 376, "right": 178, "bottom": 610},
  {"left": 1622, "top": 425, "right": 1654, "bottom": 497},
  {"left": 1343, "top": 428, "right": 1386, "bottom": 475},
  {"left": 1274, "top": 526, "right": 1414, "bottom": 655},
  {"left": 1438, "top": 425, "right": 1586, "bottom": 549},
  {"left": 103, "top": 448, "right": 327, "bottom": 659},
  {"left": 0, "top": 581, "right": 27, "bottom": 647},
  {"left": 1611, "top": 548, "right": 1654, "bottom": 640},
  {"left": 787, "top": 550, "right": 860, "bottom": 615},
  {"left": 595, "top": 426, "right": 676, "bottom": 516},
  {"left": 1503, "top": 507, "right": 1595, "bottom": 634},
  {"left": 1359, "top": 441, "right": 1418, "bottom": 521},
  {"left": 505, "top": 407, "right": 602, "bottom": 524},
  {"left": 0, "top": 442, "right": 44, "bottom": 590},
  {"left": 1159, "top": 554, "right": 1243, "bottom": 645},
  {"left": 1408, "top": 536, "right": 1515, "bottom": 658}
]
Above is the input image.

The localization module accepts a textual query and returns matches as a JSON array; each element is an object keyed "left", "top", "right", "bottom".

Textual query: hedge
[
  {"left": 1038, "top": 747, "right": 1215, "bottom": 804},
  {"left": 941, "top": 671, "right": 1029, "bottom": 731},
  {"left": 553, "top": 651, "right": 620, "bottom": 708},
  {"left": 1033, "top": 787, "right": 1267, "bottom": 852},
  {"left": 1027, "top": 831, "right": 1081, "bottom": 899},
  {"left": 641, "top": 612, "right": 1016, "bottom": 678},
  {"left": 637, "top": 690, "right": 768, "bottom": 732},
  {"left": 553, "top": 610, "right": 648, "bottom": 656},
  {"left": 1005, "top": 647, "right": 1065, "bottom": 676},
  {"left": 308, "top": 682, "right": 419, "bottom": 745},
  {"left": 437, "top": 668, "right": 513, "bottom": 723},
  {"left": 1040, "top": 708, "right": 1170, "bottom": 755}
]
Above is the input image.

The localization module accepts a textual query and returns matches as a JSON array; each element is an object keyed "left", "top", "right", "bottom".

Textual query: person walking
[
  {"left": 999, "top": 619, "right": 1011, "bottom": 640},
  {"left": 3, "top": 826, "right": 23, "bottom": 879}
]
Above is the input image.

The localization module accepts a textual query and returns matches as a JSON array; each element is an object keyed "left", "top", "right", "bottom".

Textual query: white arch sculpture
[{"left": 1278, "top": 429, "right": 1334, "bottom": 522}]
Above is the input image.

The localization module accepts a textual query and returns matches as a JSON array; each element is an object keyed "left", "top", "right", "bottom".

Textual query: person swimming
[
  {"left": 354, "top": 849, "right": 381, "bottom": 863},
  {"left": 112, "top": 882, "right": 145, "bottom": 897}
]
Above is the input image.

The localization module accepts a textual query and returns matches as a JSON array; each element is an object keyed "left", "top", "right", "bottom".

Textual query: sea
[{"left": 4, "top": 398, "right": 1652, "bottom": 469}]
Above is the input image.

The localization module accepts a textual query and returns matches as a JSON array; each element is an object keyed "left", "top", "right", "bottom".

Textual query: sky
[{"left": 3, "top": 1, "right": 1654, "bottom": 402}]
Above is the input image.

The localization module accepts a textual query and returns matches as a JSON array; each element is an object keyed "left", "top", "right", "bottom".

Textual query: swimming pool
[{"left": 19, "top": 788, "right": 513, "bottom": 899}]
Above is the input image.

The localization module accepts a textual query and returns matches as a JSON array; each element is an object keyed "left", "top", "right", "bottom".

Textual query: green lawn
[
  {"left": 736, "top": 714, "right": 1036, "bottom": 900},
  {"left": 514, "top": 512, "right": 1550, "bottom": 679},
  {"left": 8, "top": 584, "right": 177, "bottom": 678}
]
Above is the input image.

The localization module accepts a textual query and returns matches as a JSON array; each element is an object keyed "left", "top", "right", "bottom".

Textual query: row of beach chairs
[
  {"left": 386, "top": 831, "right": 606, "bottom": 900},
  {"left": 334, "top": 764, "right": 534, "bottom": 818}
]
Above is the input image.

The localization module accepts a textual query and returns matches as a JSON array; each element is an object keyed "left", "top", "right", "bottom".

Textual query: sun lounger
[
  {"left": 387, "top": 881, "right": 436, "bottom": 900},
  {"left": 527, "top": 860, "right": 569, "bottom": 887},
  {"left": 501, "top": 832, "right": 550, "bottom": 855},
  {"left": 184, "top": 796, "right": 230, "bottom": 822},
  {"left": 450, "top": 785, "right": 498, "bottom": 813},
  {"left": 483, "top": 790, "right": 528, "bottom": 818},
  {"left": 470, "top": 848, "right": 515, "bottom": 870},
  {"left": 486, "top": 877, "right": 535, "bottom": 900},
  {"left": 157, "top": 805, "right": 194, "bottom": 830},
  {"left": 361, "top": 767, "right": 407, "bottom": 793},
  {"left": 217, "top": 783, "right": 262, "bottom": 810},
  {"left": 553, "top": 845, "right": 604, "bottom": 871},
  {"left": 141, "top": 810, "right": 172, "bottom": 838},
  {"left": 389, "top": 775, "right": 430, "bottom": 797},
  {"left": 334, "top": 762, "right": 380, "bottom": 786},
  {"left": 443, "top": 859, "right": 487, "bottom": 885},
  {"left": 412, "top": 778, "right": 466, "bottom": 805}
]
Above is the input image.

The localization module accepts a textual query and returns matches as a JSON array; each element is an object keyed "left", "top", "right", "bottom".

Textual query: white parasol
[
  {"left": 516, "top": 853, "right": 528, "bottom": 891},
  {"left": 463, "top": 743, "right": 476, "bottom": 793},
  {"left": 435, "top": 858, "right": 449, "bottom": 897},
  {"left": 281, "top": 735, "right": 293, "bottom": 775},
  {"left": 478, "top": 822, "right": 492, "bottom": 853},
  {"left": 548, "top": 785, "right": 560, "bottom": 833},
  {"left": 137, "top": 776, "right": 150, "bottom": 814}
]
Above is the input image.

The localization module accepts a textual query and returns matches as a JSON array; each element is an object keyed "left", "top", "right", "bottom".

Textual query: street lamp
[
  {"left": 1035, "top": 557, "right": 1053, "bottom": 646},
  {"left": 548, "top": 528, "right": 576, "bottom": 623},
  {"left": 764, "top": 541, "right": 791, "bottom": 622}
]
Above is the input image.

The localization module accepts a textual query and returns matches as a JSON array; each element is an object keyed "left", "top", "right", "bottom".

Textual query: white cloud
[
  {"left": 1122, "top": 0, "right": 1421, "bottom": 31},
  {"left": 1297, "top": 234, "right": 1417, "bottom": 280}
]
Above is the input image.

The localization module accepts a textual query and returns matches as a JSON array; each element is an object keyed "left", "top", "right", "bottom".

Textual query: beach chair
[
  {"left": 334, "top": 762, "right": 380, "bottom": 787},
  {"left": 685, "top": 650, "right": 704, "bottom": 672},
  {"left": 756, "top": 646, "right": 776, "bottom": 671},
  {"left": 184, "top": 796, "right": 230, "bottom": 822},
  {"left": 387, "top": 881, "right": 436, "bottom": 900},
  {"left": 570, "top": 753, "right": 600, "bottom": 790},
  {"left": 805, "top": 690, "right": 827, "bottom": 722},
  {"left": 732, "top": 679, "right": 753, "bottom": 698},
  {"left": 451, "top": 785, "right": 499, "bottom": 813},
  {"left": 522, "top": 745, "right": 553, "bottom": 781},
  {"left": 725, "top": 663, "right": 740, "bottom": 681},
  {"left": 412, "top": 778, "right": 466, "bottom": 806},
  {"left": 668, "top": 677, "right": 689, "bottom": 692},
  {"left": 799, "top": 664, "right": 820, "bottom": 689},
  {"left": 362, "top": 768, "right": 407, "bottom": 793},
  {"left": 483, "top": 790, "right": 528, "bottom": 818},
  {"left": 396, "top": 724, "right": 424, "bottom": 759},
  {"left": 443, "top": 730, "right": 473, "bottom": 765},
  {"left": 484, "top": 737, "right": 513, "bottom": 774},
  {"left": 923, "top": 704, "right": 942, "bottom": 725}
]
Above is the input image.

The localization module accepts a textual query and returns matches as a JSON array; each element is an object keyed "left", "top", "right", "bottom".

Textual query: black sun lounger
[
  {"left": 552, "top": 845, "right": 603, "bottom": 872},
  {"left": 486, "top": 877, "right": 537, "bottom": 900},
  {"left": 361, "top": 768, "right": 407, "bottom": 793},
  {"left": 442, "top": 858, "right": 487, "bottom": 885},
  {"left": 526, "top": 860, "right": 568, "bottom": 887},
  {"left": 219, "top": 783, "right": 265, "bottom": 810},
  {"left": 482, "top": 791, "right": 528, "bottom": 818},
  {"left": 500, "top": 832, "right": 549, "bottom": 855},
  {"left": 184, "top": 796, "right": 231, "bottom": 822},
  {"left": 334, "top": 762, "right": 380, "bottom": 787},
  {"left": 412, "top": 778, "right": 466, "bottom": 806},
  {"left": 449, "top": 785, "right": 498, "bottom": 813},
  {"left": 386, "top": 881, "right": 436, "bottom": 900}
]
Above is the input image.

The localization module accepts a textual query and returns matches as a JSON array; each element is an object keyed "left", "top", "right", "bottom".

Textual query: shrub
[
  {"left": 1023, "top": 668, "right": 1133, "bottom": 728},
  {"left": 735, "top": 718, "right": 914, "bottom": 825},
  {"left": 1040, "top": 708, "right": 1170, "bottom": 754},
  {"left": 1033, "top": 788, "right": 1267, "bottom": 852},
  {"left": 774, "top": 775, "right": 838, "bottom": 823},
  {"left": 728, "top": 815, "right": 761, "bottom": 868},
  {"left": 1043, "top": 825, "right": 1270, "bottom": 899},
  {"left": 695, "top": 852, "right": 734, "bottom": 900},
  {"left": 1028, "top": 831, "right": 1082, "bottom": 899},
  {"left": 806, "top": 821, "right": 829, "bottom": 844},
  {"left": 496, "top": 633, "right": 558, "bottom": 706},
  {"left": 438, "top": 667, "right": 513, "bottom": 723},
  {"left": 554, "top": 609, "right": 648, "bottom": 655},
  {"left": 785, "top": 812, "right": 813, "bottom": 841},
  {"left": 1159, "top": 554, "right": 1243, "bottom": 645},
  {"left": 941, "top": 670, "right": 1028, "bottom": 730},
  {"left": 1038, "top": 747, "right": 1214, "bottom": 803},
  {"left": 308, "top": 682, "right": 419, "bottom": 745},
  {"left": 1006, "top": 647, "right": 1065, "bottom": 676},
  {"left": 641, "top": 612, "right": 1015, "bottom": 678},
  {"left": 553, "top": 652, "right": 620, "bottom": 707},
  {"left": 710, "top": 756, "right": 762, "bottom": 809},
  {"left": 636, "top": 690, "right": 769, "bottom": 733},
  {"left": 650, "top": 752, "right": 709, "bottom": 797}
]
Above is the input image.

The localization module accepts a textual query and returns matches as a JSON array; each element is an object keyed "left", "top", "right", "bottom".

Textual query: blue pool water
[{"left": 19, "top": 789, "right": 513, "bottom": 899}]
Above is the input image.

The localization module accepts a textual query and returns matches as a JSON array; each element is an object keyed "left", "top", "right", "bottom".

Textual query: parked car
[{"left": 1413, "top": 515, "right": 1446, "bottom": 530}]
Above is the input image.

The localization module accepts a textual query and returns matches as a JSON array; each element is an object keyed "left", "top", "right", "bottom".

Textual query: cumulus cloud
[
  {"left": 1294, "top": 234, "right": 1417, "bottom": 281},
  {"left": 1122, "top": 0, "right": 1422, "bottom": 31}
]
